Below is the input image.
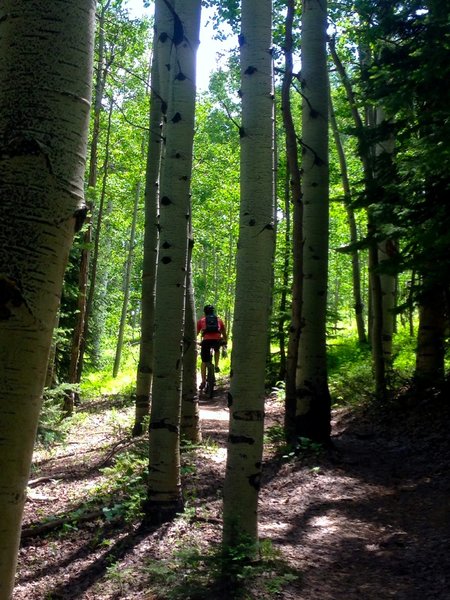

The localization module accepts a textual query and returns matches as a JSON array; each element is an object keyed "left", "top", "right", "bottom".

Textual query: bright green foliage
[
  {"left": 202, "top": 0, "right": 240, "bottom": 33},
  {"left": 53, "top": 0, "right": 449, "bottom": 396},
  {"left": 62, "top": 3, "right": 152, "bottom": 376},
  {"left": 328, "top": 336, "right": 374, "bottom": 405},
  {"left": 81, "top": 354, "right": 138, "bottom": 398},
  {"left": 192, "top": 92, "right": 240, "bottom": 321}
]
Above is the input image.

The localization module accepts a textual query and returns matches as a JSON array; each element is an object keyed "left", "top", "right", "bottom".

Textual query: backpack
[{"left": 204, "top": 314, "right": 219, "bottom": 333}]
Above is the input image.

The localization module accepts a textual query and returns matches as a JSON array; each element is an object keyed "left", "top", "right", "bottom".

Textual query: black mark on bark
[
  {"left": 160, "top": 0, "right": 184, "bottom": 45},
  {"left": 149, "top": 419, "right": 178, "bottom": 434},
  {"left": 73, "top": 206, "right": 88, "bottom": 232},
  {"left": 0, "top": 277, "right": 24, "bottom": 320},
  {"left": 234, "top": 410, "right": 264, "bottom": 421},
  {"left": 229, "top": 435, "right": 255, "bottom": 445},
  {"left": 248, "top": 472, "right": 261, "bottom": 490}
]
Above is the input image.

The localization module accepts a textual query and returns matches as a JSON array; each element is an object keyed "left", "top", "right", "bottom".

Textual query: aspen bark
[
  {"left": 145, "top": 0, "right": 201, "bottom": 523},
  {"left": 134, "top": 0, "right": 173, "bottom": 435},
  {"left": 223, "top": 0, "right": 275, "bottom": 550},
  {"left": 0, "top": 2, "right": 94, "bottom": 595}
]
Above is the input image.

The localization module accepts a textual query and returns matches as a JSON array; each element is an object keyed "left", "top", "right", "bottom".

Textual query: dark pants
[{"left": 200, "top": 339, "right": 222, "bottom": 362}]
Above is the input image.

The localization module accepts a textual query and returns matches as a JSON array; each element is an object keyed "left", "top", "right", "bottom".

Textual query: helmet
[{"left": 204, "top": 304, "right": 215, "bottom": 315}]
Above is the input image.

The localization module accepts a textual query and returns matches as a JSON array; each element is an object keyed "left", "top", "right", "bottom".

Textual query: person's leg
[
  {"left": 200, "top": 340, "right": 210, "bottom": 388},
  {"left": 214, "top": 348, "right": 220, "bottom": 372},
  {"left": 200, "top": 361, "right": 206, "bottom": 388}
]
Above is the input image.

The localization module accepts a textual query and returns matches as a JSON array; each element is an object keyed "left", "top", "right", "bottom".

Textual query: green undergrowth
[
  {"left": 327, "top": 336, "right": 374, "bottom": 406},
  {"left": 91, "top": 447, "right": 149, "bottom": 523},
  {"left": 265, "top": 423, "right": 325, "bottom": 468},
  {"left": 33, "top": 410, "right": 224, "bottom": 541},
  {"left": 81, "top": 366, "right": 136, "bottom": 400},
  {"left": 141, "top": 536, "right": 299, "bottom": 600},
  {"left": 37, "top": 383, "right": 80, "bottom": 447},
  {"left": 327, "top": 326, "right": 424, "bottom": 407},
  {"left": 28, "top": 443, "right": 149, "bottom": 540},
  {"left": 36, "top": 357, "right": 136, "bottom": 449}
]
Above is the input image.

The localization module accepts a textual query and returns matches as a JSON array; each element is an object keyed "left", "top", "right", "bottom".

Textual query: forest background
[{"left": 53, "top": 0, "right": 448, "bottom": 406}]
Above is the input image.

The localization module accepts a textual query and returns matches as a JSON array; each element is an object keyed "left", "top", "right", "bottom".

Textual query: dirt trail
[
  {"left": 14, "top": 386, "right": 450, "bottom": 599},
  {"left": 260, "top": 400, "right": 450, "bottom": 599}
]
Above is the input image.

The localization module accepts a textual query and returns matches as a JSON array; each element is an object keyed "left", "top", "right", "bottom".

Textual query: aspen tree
[
  {"left": 223, "top": 0, "right": 275, "bottom": 550},
  {"left": 0, "top": 1, "right": 94, "bottom": 595},
  {"left": 144, "top": 0, "right": 201, "bottom": 523}
]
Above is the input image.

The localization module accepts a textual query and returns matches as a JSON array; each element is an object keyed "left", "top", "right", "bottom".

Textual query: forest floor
[{"left": 14, "top": 378, "right": 450, "bottom": 600}]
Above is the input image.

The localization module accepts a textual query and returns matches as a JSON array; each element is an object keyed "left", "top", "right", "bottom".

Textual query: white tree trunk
[
  {"left": 375, "top": 107, "right": 397, "bottom": 365},
  {"left": 0, "top": 1, "right": 94, "bottom": 595},
  {"left": 145, "top": 0, "right": 201, "bottom": 524},
  {"left": 223, "top": 0, "right": 275, "bottom": 550},
  {"left": 134, "top": 0, "right": 173, "bottom": 435}
]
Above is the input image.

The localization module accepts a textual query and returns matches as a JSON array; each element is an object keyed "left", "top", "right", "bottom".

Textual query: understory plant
[
  {"left": 37, "top": 383, "right": 80, "bottom": 447},
  {"left": 144, "top": 536, "right": 299, "bottom": 599}
]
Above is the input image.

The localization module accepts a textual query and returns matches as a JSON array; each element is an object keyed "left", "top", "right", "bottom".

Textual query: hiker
[{"left": 196, "top": 304, "right": 227, "bottom": 390}]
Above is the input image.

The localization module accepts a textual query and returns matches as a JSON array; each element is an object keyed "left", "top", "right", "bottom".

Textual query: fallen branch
[
  {"left": 21, "top": 509, "right": 105, "bottom": 540},
  {"left": 192, "top": 515, "right": 222, "bottom": 525},
  {"left": 28, "top": 476, "right": 61, "bottom": 488},
  {"left": 28, "top": 437, "right": 143, "bottom": 488},
  {"left": 95, "top": 437, "right": 143, "bottom": 468}
]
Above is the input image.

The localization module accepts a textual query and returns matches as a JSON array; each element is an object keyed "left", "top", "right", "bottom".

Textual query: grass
[
  {"left": 81, "top": 367, "right": 136, "bottom": 399},
  {"left": 327, "top": 334, "right": 374, "bottom": 406},
  {"left": 82, "top": 341, "right": 232, "bottom": 401},
  {"left": 41, "top": 324, "right": 428, "bottom": 457},
  {"left": 326, "top": 325, "right": 427, "bottom": 407},
  {"left": 391, "top": 326, "right": 419, "bottom": 374}
]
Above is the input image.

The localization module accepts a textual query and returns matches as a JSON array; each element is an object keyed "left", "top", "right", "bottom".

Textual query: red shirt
[{"left": 197, "top": 316, "right": 226, "bottom": 341}]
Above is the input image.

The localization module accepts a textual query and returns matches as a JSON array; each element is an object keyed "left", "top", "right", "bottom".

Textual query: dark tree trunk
[{"left": 281, "top": 0, "right": 303, "bottom": 442}]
